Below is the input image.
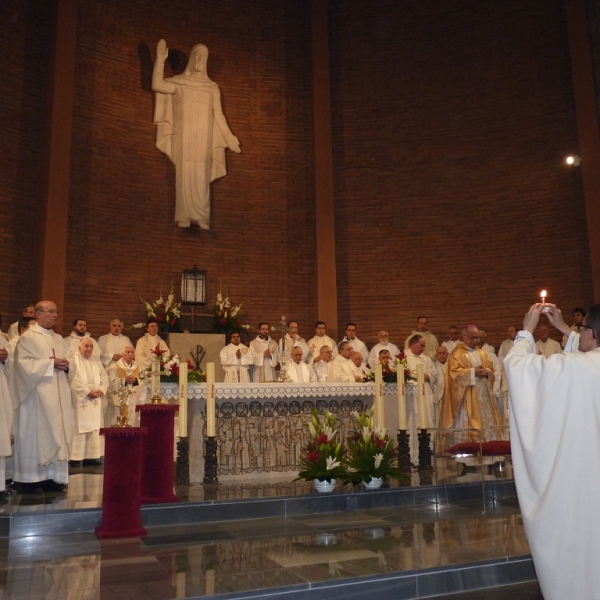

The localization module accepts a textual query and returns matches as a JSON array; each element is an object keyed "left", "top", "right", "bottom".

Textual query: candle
[
  {"left": 178, "top": 362, "right": 188, "bottom": 437},
  {"left": 206, "top": 362, "right": 216, "bottom": 437},
  {"left": 397, "top": 374, "right": 407, "bottom": 430},
  {"left": 417, "top": 363, "right": 427, "bottom": 429},
  {"left": 374, "top": 363, "right": 383, "bottom": 428},
  {"left": 541, "top": 289, "right": 547, "bottom": 304},
  {"left": 151, "top": 358, "right": 159, "bottom": 396}
]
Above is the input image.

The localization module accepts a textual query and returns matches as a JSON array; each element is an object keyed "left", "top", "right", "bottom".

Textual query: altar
[{"left": 160, "top": 382, "right": 405, "bottom": 482}]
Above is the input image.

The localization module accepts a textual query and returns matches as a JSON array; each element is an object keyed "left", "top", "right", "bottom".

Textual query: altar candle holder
[
  {"left": 203, "top": 436, "right": 219, "bottom": 484},
  {"left": 396, "top": 430, "right": 412, "bottom": 472},
  {"left": 175, "top": 437, "right": 190, "bottom": 486},
  {"left": 418, "top": 428, "right": 433, "bottom": 471}
]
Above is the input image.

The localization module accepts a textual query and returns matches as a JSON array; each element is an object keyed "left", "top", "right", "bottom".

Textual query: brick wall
[{"left": 330, "top": 0, "right": 592, "bottom": 350}]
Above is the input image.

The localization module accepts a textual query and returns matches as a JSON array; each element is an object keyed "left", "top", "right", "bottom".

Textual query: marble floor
[{"left": 0, "top": 467, "right": 536, "bottom": 600}]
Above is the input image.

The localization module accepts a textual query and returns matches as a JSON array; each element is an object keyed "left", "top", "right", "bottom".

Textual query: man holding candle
[
  {"left": 505, "top": 303, "right": 600, "bottom": 600},
  {"left": 440, "top": 325, "right": 502, "bottom": 441}
]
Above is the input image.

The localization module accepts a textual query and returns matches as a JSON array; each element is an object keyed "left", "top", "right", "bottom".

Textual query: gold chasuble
[{"left": 440, "top": 343, "right": 502, "bottom": 441}]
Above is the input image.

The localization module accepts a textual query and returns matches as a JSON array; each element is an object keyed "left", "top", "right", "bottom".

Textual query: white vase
[
  {"left": 314, "top": 479, "right": 336, "bottom": 493},
  {"left": 363, "top": 477, "right": 383, "bottom": 490}
]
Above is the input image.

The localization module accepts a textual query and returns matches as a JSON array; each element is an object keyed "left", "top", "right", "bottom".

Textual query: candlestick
[
  {"left": 397, "top": 376, "right": 406, "bottom": 430},
  {"left": 417, "top": 363, "right": 427, "bottom": 429},
  {"left": 206, "top": 362, "right": 216, "bottom": 437},
  {"left": 178, "top": 362, "right": 188, "bottom": 437},
  {"left": 374, "top": 364, "right": 383, "bottom": 428}
]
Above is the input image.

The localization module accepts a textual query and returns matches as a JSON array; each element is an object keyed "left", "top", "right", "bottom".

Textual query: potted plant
[
  {"left": 295, "top": 409, "right": 348, "bottom": 492},
  {"left": 345, "top": 407, "right": 406, "bottom": 489}
]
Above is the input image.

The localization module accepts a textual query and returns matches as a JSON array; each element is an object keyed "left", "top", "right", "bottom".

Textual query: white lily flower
[
  {"left": 308, "top": 422, "right": 317, "bottom": 437},
  {"left": 326, "top": 456, "right": 341, "bottom": 471},
  {"left": 374, "top": 453, "right": 384, "bottom": 469},
  {"left": 362, "top": 426, "right": 371, "bottom": 442},
  {"left": 350, "top": 410, "right": 360, "bottom": 420}
]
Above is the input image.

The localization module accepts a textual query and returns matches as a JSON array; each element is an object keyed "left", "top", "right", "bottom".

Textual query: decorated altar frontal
[{"left": 160, "top": 382, "right": 405, "bottom": 482}]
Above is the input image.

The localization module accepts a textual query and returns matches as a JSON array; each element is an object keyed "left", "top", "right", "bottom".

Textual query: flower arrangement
[
  {"left": 214, "top": 287, "right": 251, "bottom": 333},
  {"left": 139, "top": 345, "right": 205, "bottom": 383},
  {"left": 132, "top": 282, "right": 181, "bottom": 329},
  {"left": 363, "top": 352, "right": 416, "bottom": 383},
  {"left": 295, "top": 409, "right": 347, "bottom": 483},
  {"left": 344, "top": 408, "right": 406, "bottom": 484}
]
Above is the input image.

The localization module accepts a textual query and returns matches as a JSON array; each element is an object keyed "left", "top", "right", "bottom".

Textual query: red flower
[
  {"left": 172, "top": 364, "right": 180, "bottom": 376},
  {"left": 169, "top": 318, "right": 176, "bottom": 325},
  {"left": 219, "top": 318, "right": 227, "bottom": 325},
  {"left": 396, "top": 352, "right": 406, "bottom": 361},
  {"left": 307, "top": 452, "right": 320, "bottom": 462},
  {"left": 236, "top": 320, "right": 241, "bottom": 326},
  {"left": 375, "top": 439, "right": 386, "bottom": 448},
  {"left": 316, "top": 433, "right": 329, "bottom": 444},
  {"left": 156, "top": 315, "right": 164, "bottom": 323}
]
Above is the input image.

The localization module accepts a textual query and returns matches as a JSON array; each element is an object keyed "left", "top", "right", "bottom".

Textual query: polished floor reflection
[{"left": 0, "top": 487, "right": 532, "bottom": 599}]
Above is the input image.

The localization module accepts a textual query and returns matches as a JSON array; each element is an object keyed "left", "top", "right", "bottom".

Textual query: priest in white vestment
[
  {"left": 404, "top": 316, "right": 439, "bottom": 359},
  {"left": 561, "top": 307, "right": 586, "bottom": 348},
  {"left": 535, "top": 324, "right": 563, "bottom": 357},
  {"left": 340, "top": 323, "right": 368, "bottom": 364},
  {"left": 505, "top": 303, "right": 600, "bottom": 600},
  {"left": 7, "top": 304, "right": 35, "bottom": 340},
  {"left": 441, "top": 326, "right": 460, "bottom": 353},
  {"left": 152, "top": 39, "right": 241, "bottom": 230},
  {"left": 312, "top": 346, "right": 334, "bottom": 382},
  {"left": 220, "top": 332, "right": 254, "bottom": 383},
  {"left": 107, "top": 346, "right": 144, "bottom": 427},
  {"left": 286, "top": 347, "right": 317, "bottom": 383},
  {"left": 328, "top": 342, "right": 361, "bottom": 383},
  {"left": 98, "top": 318, "right": 132, "bottom": 369},
  {"left": 7, "top": 317, "right": 36, "bottom": 355},
  {"left": 249, "top": 323, "right": 279, "bottom": 382},
  {"left": 405, "top": 335, "right": 438, "bottom": 463},
  {"left": 351, "top": 352, "right": 371, "bottom": 379},
  {"left": 279, "top": 320, "right": 310, "bottom": 365},
  {"left": 69, "top": 339, "right": 108, "bottom": 463},
  {"left": 135, "top": 319, "right": 169, "bottom": 371},
  {"left": 433, "top": 346, "right": 448, "bottom": 422},
  {"left": 439, "top": 325, "right": 502, "bottom": 442},
  {"left": 10, "top": 301, "right": 73, "bottom": 491},
  {"left": 64, "top": 319, "right": 101, "bottom": 360},
  {"left": 307, "top": 321, "right": 338, "bottom": 364},
  {"left": 0, "top": 336, "right": 13, "bottom": 491},
  {"left": 368, "top": 331, "right": 400, "bottom": 368}
]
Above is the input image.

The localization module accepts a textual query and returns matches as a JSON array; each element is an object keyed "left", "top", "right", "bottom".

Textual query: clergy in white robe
[
  {"left": 134, "top": 319, "right": 170, "bottom": 371},
  {"left": 505, "top": 302, "right": 600, "bottom": 600},
  {"left": 351, "top": 352, "right": 371, "bottom": 379},
  {"left": 368, "top": 331, "right": 400, "bottom": 368},
  {"left": 286, "top": 347, "right": 317, "bottom": 383},
  {"left": 307, "top": 321, "right": 338, "bottom": 364},
  {"left": 441, "top": 326, "right": 460, "bottom": 354},
  {"left": 433, "top": 346, "right": 448, "bottom": 422},
  {"left": 341, "top": 323, "right": 368, "bottom": 364},
  {"left": 9, "top": 302, "right": 73, "bottom": 488},
  {"left": 328, "top": 342, "right": 360, "bottom": 382},
  {"left": 70, "top": 339, "right": 108, "bottom": 462},
  {"left": 98, "top": 319, "right": 133, "bottom": 368},
  {"left": 220, "top": 332, "right": 254, "bottom": 383},
  {"left": 0, "top": 336, "right": 13, "bottom": 491},
  {"left": 440, "top": 325, "right": 502, "bottom": 442},
  {"left": 312, "top": 345, "right": 334, "bottom": 382},
  {"left": 535, "top": 325, "right": 562, "bottom": 357},
  {"left": 64, "top": 319, "right": 101, "bottom": 361},
  {"left": 404, "top": 317, "right": 439, "bottom": 359},
  {"left": 7, "top": 304, "right": 35, "bottom": 340},
  {"left": 497, "top": 326, "right": 517, "bottom": 365},
  {"left": 249, "top": 323, "right": 279, "bottom": 382},
  {"left": 278, "top": 321, "right": 310, "bottom": 364},
  {"left": 107, "top": 346, "right": 144, "bottom": 427},
  {"left": 405, "top": 335, "right": 438, "bottom": 463}
]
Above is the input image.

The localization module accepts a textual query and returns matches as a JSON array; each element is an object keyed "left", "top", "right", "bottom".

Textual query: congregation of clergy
[{"left": 0, "top": 301, "right": 583, "bottom": 494}]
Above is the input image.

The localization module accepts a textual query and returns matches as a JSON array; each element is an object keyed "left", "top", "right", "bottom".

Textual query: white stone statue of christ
[{"left": 152, "top": 39, "right": 241, "bottom": 230}]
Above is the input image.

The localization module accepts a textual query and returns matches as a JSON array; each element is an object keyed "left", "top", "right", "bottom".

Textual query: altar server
[
  {"left": 286, "top": 346, "right": 316, "bottom": 383},
  {"left": 307, "top": 321, "right": 338, "bottom": 364},
  {"left": 0, "top": 335, "right": 12, "bottom": 491},
  {"left": 10, "top": 301, "right": 73, "bottom": 492},
  {"left": 70, "top": 339, "right": 108, "bottom": 465},
  {"left": 64, "top": 318, "right": 101, "bottom": 360},
  {"left": 368, "top": 331, "right": 400, "bottom": 368},
  {"left": 250, "top": 322, "right": 279, "bottom": 382},
  {"left": 107, "top": 345, "right": 143, "bottom": 427},
  {"left": 220, "top": 332, "right": 254, "bottom": 383},
  {"left": 505, "top": 303, "right": 600, "bottom": 600},
  {"left": 135, "top": 318, "right": 169, "bottom": 371},
  {"left": 98, "top": 318, "right": 132, "bottom": 369}
]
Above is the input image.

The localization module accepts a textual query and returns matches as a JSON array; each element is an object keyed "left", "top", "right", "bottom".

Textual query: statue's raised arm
[{"left": 152, "top": 39, "right": 241, "bottom": 230}]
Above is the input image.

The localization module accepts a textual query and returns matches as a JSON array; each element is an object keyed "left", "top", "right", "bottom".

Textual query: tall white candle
[
  {"left": 417, "top": 363, "right": 427, "bottom": 429},
  {"left": 206, "top": 362, "right": 216, "bottom": 437},
  {"left": 374, "top": 363, "right": 383, "bottom": 428},
  {"left": 178, "top": 362, "right": 188, "bottom": 437},
  {"left": 151, "top": 358, "right": 159, "bottom": 396},
  {"left": 397, "top": 373, "right": 407, "bottom": 430}
]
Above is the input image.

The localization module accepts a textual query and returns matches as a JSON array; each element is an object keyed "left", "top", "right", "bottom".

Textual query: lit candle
[
  {"left": 541, "top": 289, "right": 547, "bottom": 305},
  {"left": 374, "top": 363, "right": 383, "bottom": 428},
  {"left": 417, "top": 363, "right": 427, "bottom": 429},
  {"left": 206, "top": 362, "right": 216, "bottom": 437},
  {"left": 397, "top": 373, "right": 406, "bottom": 430},
  {"left": 178, "top": 362, "right": 188, "bottom": 437}
]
